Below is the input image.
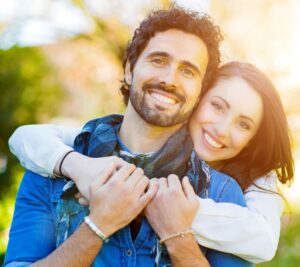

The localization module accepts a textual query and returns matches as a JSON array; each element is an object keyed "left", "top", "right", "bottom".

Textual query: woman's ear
[{"left": 124, "top": 60, "right": 132, "bottom": 86}]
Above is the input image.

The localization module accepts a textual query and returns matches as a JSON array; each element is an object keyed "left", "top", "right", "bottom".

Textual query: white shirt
[{"left": 8, "top": 124, "right": 284, "bottom": 263}]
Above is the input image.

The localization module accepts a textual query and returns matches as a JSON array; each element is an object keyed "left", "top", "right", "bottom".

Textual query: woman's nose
[{"left": 214, "top": 117, "right": 231, "bottom": 138}]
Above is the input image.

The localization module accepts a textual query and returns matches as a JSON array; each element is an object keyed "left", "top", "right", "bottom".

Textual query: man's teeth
[
  {"left": 204, "top": 132, "right": 223, "bottom": 148},
  {"left": 150, "top": 92, "right": 176, "bottom": 104}
]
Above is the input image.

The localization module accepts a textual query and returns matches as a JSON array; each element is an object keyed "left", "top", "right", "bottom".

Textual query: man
[{"left": 5, "top": 7, "right": 250, "bottom": 267}]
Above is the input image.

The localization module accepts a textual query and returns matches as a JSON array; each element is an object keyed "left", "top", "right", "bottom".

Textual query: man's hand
[
  {"left": 88, "top": 164, "right": 159, "bottom": 237},
  {"left": 55, "top": 152, "right": 130, "bottom": 200},
  {"left": 145, "top": 175, "right": 209, "bottom": 267},
  {"left": 145, "top": 175, "right": 199, "bottom": 238}
]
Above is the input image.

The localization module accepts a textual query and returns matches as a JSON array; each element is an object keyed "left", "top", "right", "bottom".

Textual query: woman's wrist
[{"left": 54, "top": 151, "right": 82, "bottom": 179}]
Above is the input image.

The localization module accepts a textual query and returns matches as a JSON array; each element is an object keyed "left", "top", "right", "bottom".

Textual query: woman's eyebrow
[
  {"left": 213, "top": 96, "right": 230, "bottom": 108},
  {"left": 239, "top": 115, "right": 255, "bottom": 124},
  {"left": 213, "top": 96, "right": 255, "bottom": 124}
]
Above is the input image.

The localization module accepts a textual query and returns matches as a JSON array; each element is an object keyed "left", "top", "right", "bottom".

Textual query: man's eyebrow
[
  {"left": 147, "top": 51, "right": 170, "bottom": 58},
  {"left": 147, "top": 51, "right": 202, "bottom": 76},
  {"left": 181, "top": 60, "right": 202, "bottom": 76},
  {"left": 213, "top": 96, "right": 255, "bottom": 124}
]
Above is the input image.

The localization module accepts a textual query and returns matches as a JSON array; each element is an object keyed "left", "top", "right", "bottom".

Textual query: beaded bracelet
[{"left": 159, "top": 229, "right": 195, "bottom": 244}]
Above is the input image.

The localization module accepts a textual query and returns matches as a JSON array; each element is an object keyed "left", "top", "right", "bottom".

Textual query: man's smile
[{"left": 148, "top": 89, "right": 178, "bottom": 105}]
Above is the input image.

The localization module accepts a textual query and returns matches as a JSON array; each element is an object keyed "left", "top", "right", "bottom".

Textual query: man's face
[{"left": 125, "top": 29, "right": 209, "bottom": 127}]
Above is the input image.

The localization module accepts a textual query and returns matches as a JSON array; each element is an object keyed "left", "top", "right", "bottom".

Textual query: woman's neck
[{"left": 206, "top": 160, "right": 224, "bottom": 171}]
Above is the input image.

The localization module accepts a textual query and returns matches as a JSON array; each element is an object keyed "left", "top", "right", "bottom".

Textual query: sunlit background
[{"left": 0, "top": 0, "right": 299, "bottom": 265}]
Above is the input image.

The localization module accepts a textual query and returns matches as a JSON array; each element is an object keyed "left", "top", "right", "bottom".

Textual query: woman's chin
[{"left": 194, "top": 148, "right": 219, "bottom": 162}]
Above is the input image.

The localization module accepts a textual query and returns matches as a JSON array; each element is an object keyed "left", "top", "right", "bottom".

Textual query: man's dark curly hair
[{"left": 120, "top": 6, "right": 223, "bottom": 105}]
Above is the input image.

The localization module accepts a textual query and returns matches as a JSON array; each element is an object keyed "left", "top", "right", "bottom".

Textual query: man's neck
[{"left": 119, "top": 103, "right": 183, "bottom": 154}]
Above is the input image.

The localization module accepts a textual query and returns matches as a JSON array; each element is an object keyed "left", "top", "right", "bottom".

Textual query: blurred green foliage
[
  {"left": 0, "top": 46, "right": 64, "bottom": 259},
  {"left": 259, "top": 215, "right": 300, "bottom": 267},
  {"left": 1, "top": 1, "right": 299, "bottom": 265}
]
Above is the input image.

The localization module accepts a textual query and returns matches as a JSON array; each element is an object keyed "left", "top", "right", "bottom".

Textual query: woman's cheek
[
  {"left": 232, "top": 132, "right": 251, "bottom": 152},
  {"left": 196, "top": 103, "right": 212, "bottom": 122}
]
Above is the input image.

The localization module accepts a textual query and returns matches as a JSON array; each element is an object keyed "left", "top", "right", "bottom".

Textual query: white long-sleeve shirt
[{"left": 8, "top": 124, "right": 284, "bottom": 263}]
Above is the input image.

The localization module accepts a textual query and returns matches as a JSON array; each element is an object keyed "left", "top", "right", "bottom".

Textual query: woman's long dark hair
[{"left": 201, "top": 61, "right": 294, "bottom": 190}]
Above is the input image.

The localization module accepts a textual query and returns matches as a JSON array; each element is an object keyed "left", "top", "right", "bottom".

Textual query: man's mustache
[{"left": 142, "top": 82, "right": 185, "bottom": 102}]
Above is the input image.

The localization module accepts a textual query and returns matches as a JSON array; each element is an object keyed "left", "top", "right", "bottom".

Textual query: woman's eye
[
  {"left": 238, "top": 121, "right": 251, "bottom": 130},
  {"left": 211, "top": 101, "right": 223, "bottom": 111}
]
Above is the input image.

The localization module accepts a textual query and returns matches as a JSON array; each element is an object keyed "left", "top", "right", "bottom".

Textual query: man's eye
[
  {"left": 181, "top": 68, "right": 194, "bottom": 77},
  {"left": 238, "top": 121, "right": 251, "bottom": 130},
  {"left": 151, "top": 58, "right": 166, "bottom": 65}
]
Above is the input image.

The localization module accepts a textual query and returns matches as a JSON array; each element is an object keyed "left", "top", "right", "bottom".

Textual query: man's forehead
[{"left": 141, "top": 29, "right": 208, "bottom": 72}]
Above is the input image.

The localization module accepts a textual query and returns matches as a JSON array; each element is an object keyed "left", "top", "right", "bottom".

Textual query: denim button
[{"left": 126, "top": 249, "right": 132, "bottom": 256}]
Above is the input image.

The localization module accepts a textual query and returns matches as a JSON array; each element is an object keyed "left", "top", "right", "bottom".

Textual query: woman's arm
[
  {"left": 192, "top": 174, "right": 283, "bottom": 263},
  {"left": 9, "top": 124, "right": 80, "bottom": 176},
  {"left": 8, "top": 124, "right": 283, "bottom": 263},
  {"left": 8, "top": 124, "right": 130, "bottom": 199}
]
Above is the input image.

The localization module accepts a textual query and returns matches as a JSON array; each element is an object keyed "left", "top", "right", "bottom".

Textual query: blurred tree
[
  {"left": 71, "top": 0, "right": 130, "bottom": 61},
  {"left": 0, "top": 46, "right": 64, "bottom": 250}
]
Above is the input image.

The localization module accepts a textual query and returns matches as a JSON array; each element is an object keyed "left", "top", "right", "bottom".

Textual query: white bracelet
[{"left": 84, "top": 216, "right": 109, "bottom": 243}]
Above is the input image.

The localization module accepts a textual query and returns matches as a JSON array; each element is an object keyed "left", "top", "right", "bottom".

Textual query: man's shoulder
[
  {"left": 81, "top": 114, "right": 124, "bottom": 133},
  {"left": 208, "top": 168, "right": 246, "bottom": 206}
]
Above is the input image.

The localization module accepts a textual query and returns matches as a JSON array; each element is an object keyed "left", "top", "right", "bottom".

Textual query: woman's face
[{"left": 189, "top": 76, "right": 263, "bottom": 163}]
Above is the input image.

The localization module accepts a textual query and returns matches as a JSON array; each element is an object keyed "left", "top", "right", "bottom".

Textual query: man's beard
[{"left": 129, "top": 82, "right": 193, "bottom": 127}]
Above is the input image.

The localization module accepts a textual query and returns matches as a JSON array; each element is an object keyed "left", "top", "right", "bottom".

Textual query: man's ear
[{"left": 124, "top": 61, "right": 132, "bottom": 85}]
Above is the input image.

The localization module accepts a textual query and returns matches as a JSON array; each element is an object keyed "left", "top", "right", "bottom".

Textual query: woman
[
  {"left": 7, "top": 61, "right": 294, "bottom": 264},
  {"left": 190, "top": 61, "right": 293, "bottom": 190}
]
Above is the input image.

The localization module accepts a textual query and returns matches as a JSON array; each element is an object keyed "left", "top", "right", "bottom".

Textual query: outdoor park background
[{"left": 0, "top": 0, "right": 299, "bottom": 265}]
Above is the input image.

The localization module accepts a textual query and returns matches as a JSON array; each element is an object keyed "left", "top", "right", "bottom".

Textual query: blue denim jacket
[{"left": 4, "top": 168, "right": 252, "bottom": 267}]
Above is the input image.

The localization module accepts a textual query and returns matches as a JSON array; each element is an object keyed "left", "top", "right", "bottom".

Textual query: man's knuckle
[
  {"left": 110, "top": 162, "right": 117, "bottom": 168},
  {"left": 142, "top": 175, "right": 149, "bottom": 183},
  {"left": 110, "top": 179, "right": 120, "bottom": 188},
  {"left": 135, "top": 167, "right": 144, "bottom": 176},
  {"left": 155, "top": 192, "right": 164, "bottom": 202},
  {"left": 169, "top": 187, "right": 180, "bottom": 195},
  {"left": 121, "top": 185, "right": 131, "bottom": 195},
  {"left": 168, "top": 174, "right": 177, "bottom": 179},
  {"left": 106, "top": 162, "right": 114, "bottom": 171}
]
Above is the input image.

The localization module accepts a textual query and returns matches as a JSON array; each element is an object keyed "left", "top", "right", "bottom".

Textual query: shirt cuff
[{"left": 46, "top": 145, "right": 74, "bottom": 177}]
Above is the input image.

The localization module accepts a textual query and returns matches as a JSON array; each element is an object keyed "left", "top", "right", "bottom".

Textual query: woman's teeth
[
  {"left": 150, "top": 92, "right": 176, "bottom": 104},
  {"left": 204, "top": 132, "right": 223, "bottom": 148}
]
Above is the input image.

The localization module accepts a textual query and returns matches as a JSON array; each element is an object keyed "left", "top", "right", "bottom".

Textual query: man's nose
[{"left": 161, "top": 66, "right": 179, "bottom": 89}]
